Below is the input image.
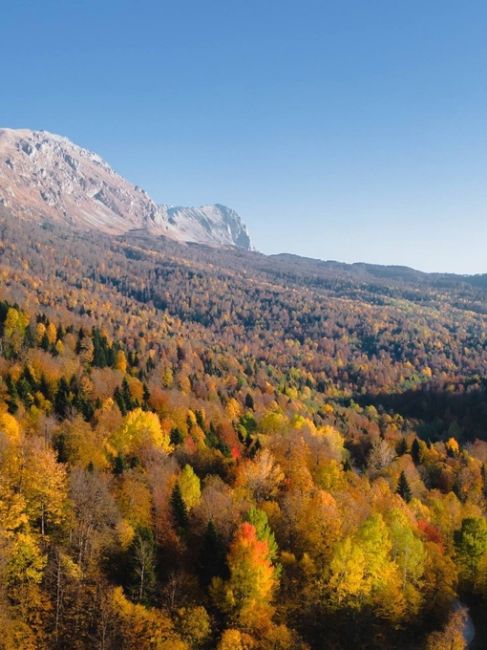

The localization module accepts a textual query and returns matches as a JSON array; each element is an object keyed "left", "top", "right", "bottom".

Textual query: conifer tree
[
  {"left": 199, "top": 521, "right": 227, "bottom": 586},
  {"left": 396, "top": 471, "right": 412, "bottom": 502},
  {"left": 396, "top": 437, "right": 408, "bottom": 456},
  {"left": 411, "top": 438, "right": 421, "bottom": 465},
  {"left": 171, "top": 485, "right": 189, "bottom": 533},
  {"left": 54, "top": 378, "right": 70, "bottom": 418}
]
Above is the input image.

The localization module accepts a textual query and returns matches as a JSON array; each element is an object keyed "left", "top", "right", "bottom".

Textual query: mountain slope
[{"left": 0, "top": 127, "right": 252, "bottom": 249}]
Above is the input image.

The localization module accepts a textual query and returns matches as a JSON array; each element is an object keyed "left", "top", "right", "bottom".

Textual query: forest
[{"left": 0, "top": 209, "right": 486, "bottom": 649}]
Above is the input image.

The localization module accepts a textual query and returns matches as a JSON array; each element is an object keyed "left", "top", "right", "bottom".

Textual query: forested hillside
[{"left": 0, "top": 209, "right": 486, "bottom": 649}]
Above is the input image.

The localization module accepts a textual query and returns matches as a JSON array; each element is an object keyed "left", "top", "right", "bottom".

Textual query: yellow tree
[
  {"left": 0, "top": 412, "right": 23, "bottom": 485},
  {"left": 113, "top": 408, "right": 171, "bottom": 456},
  {"left": 327, "top": 513, "right": 404, "bottom": 620},
  {"left": 217, "top": 629, "right": 256, "bottom": 649},
  {"left": 0, "top": 478, "right": 46, "bottom": 648},
  {"left": 115, "top": 350, "right": 128, "bottom": 374},
  {"left": 21, "top": 438, "right": 67, "bottom": 536},
  {"left": 177, "top": 464, "right": 201, "bottom": 512},
  {"left": 327, "top": 536, "right": 367, "bottom": 609},
  {"left": 110, "top": 586, "right": 187, "bottom": 649},
  {"left": 3, "top": 307, "right": 29, "bottom": 354},
  {"left": 386, "top": 508, "right": 425, "bottom": 616},
  {"left": 46, "top": 322, "right": 57, "bottom": 346}
]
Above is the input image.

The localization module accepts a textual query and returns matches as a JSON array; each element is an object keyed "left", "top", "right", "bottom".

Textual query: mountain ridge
[{"left": 0, "top": 127, "right": 252, "bottom": 249}]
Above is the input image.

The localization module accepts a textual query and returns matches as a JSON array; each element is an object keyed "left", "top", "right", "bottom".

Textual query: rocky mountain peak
[{"left": 0, "top": 128, "right": 252, "bottom": 249}]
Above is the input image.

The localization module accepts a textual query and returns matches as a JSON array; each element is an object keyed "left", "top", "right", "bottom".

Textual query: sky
[{"left": 2, "top": 1, "right": 487, "bottom": 273}]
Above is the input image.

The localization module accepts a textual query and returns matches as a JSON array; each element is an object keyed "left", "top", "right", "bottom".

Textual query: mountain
[
  {"left": 161, "top": 203, "right": 251, "bottom": 250},
  {"left": 0, "top": 127, "right": 252, "bottom": 249}
]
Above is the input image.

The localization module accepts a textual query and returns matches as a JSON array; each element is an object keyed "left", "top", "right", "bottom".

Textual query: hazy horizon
[{"left": 2, "top": 1, "right": 487, "bottom": 274}]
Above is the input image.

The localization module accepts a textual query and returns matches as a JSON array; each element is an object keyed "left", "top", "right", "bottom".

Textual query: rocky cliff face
[
  {"left": 162, "top": 203, "right": 252, "bottom": 249},
  {"left": 0, "top": 128, "right": 252, "bottom": 249}
]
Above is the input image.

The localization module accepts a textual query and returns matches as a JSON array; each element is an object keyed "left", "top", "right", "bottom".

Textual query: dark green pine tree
[
  {"left": 113, "top": 454, "right": 128, "bottom": 476},
  {"left": 5, "top": 374, "right": 17, "bottom": 400},
  {"left": 142, "top": 383, "right": 150, "bottom": 409},
  {"left": 23, "top": 365, "right": 37, "bottom": 390},
  {"left": 75, "top": 328, "right": 85, "bottom": 354},
  {"left": 121, "top": 378, "right": 133, "bottom": 410},
  {"left": 0, "top": 301, "right": 9, "bottom": 330},
  {"left": 54, "top": 377, "right": 70, "bottom": 418},
  {"left": 106, "top": 346, "right": 115, "bottom": 368},
  {"left": 245, "top": 392, "right": 255, "bottom": 409},
  {"left": 114, "top": 386, "right": 127, "bottom": 416},
  {"left": 171, "top": 485, "right": 188, "bottom": 533},
  {"left": 92, "top": 329, "right": 108, "bottom": 368},
  {"left": 205, "top": 421, "right": 219, "bottom": 449},
  {"left": 396, "top": 437, "right": 408, "bottom": 456},
  {"left": 39, "top": 374, "right": 52, "bottom": 401},
  {"left": 482, "top": 464, "right": 487, "bottom": 498},
  {"left": 396, "top": 471, "right": 412, "bottom": 502},
  {"left": 195, "top": 410, "right": 205, "bottom": 429},
  {"left": 411, "top": 438, "right": 421, "bottom": 465},
  {"left": 170, "top": 427, "right": 184, "bottom": 446},
  {"left": 198, "top": 521, "right": 227, "bottom": 586},
  {"left": 16, "top": 377, "right": 33, "bottom": 407}
]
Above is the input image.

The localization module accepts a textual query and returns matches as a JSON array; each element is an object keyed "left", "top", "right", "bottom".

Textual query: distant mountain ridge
[{"left": 0, "top": 128, "right": 252, "bottom": 249}]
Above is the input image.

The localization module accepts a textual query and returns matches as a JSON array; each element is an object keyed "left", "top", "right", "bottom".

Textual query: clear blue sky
[{"left": 2, "top": 1, "right": 487, "bottom": 273}]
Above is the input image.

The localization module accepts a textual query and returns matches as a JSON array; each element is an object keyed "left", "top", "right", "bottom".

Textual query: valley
[{"left": 0, "top": 200, "right": 486, "bottom": 648}]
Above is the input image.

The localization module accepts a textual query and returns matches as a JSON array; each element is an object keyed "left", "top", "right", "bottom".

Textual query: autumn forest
[{"left": 1, "top": 209, "right": 487, "bottom": 649}]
